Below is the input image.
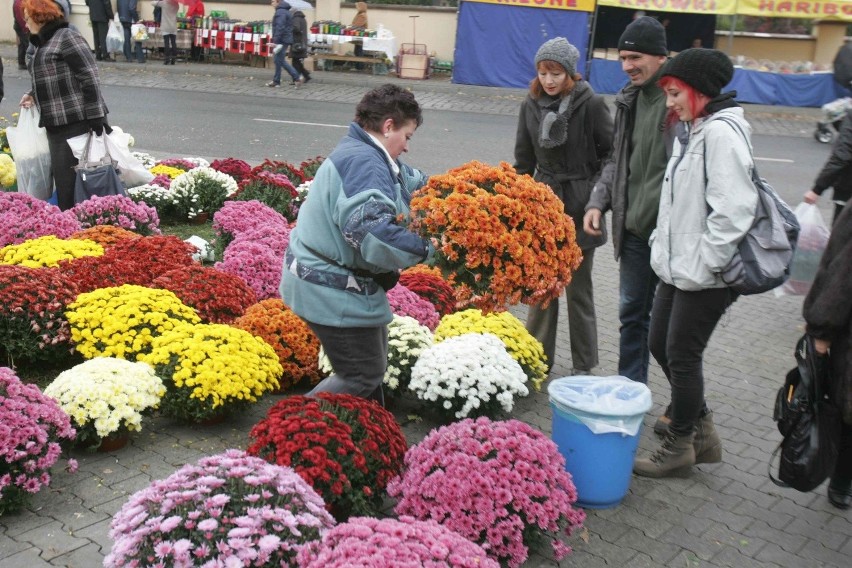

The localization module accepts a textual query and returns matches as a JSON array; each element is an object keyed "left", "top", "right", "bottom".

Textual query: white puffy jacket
[{"left": 650, "top": 107, "right": 758, "bottom": 291}]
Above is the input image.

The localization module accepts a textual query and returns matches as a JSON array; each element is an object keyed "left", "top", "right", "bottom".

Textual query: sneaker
[{"left": 266, "top": 81, "right": 281, "bottom": 88}]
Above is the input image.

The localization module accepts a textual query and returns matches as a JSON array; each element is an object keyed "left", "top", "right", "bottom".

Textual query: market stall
[{"left": 453, "top": 0, "right": 595, "bottom": 88}]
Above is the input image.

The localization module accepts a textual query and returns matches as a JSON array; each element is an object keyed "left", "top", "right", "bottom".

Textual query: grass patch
[{"left": 160, "top": 220, "right": 217, "bottom": 244}]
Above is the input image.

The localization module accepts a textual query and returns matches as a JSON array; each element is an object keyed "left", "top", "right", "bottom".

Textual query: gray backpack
[{"left": 708, "top": 116, "right": 800, "bottom": 295}]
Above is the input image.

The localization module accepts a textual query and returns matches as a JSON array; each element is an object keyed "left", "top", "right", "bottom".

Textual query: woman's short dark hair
[{"left": 355, "top": 84, "right": 423, "bottom": 132}]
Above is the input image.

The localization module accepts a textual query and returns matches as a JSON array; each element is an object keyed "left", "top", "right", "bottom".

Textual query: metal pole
[{"left": 587, "top": 5, "right": 600, "bottom": 79}]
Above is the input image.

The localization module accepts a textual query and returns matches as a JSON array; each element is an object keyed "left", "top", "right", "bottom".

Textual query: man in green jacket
[{"left": 583, "top": 16, "right": 671, "bottom": 387}]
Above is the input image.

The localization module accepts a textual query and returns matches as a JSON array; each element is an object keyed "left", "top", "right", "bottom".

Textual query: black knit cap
[
  {"left": 661, "top": 48, "right": 734, "bottom": 98},
  {"left": 618, "top": 16, "right": 668, "bottom": 56}
]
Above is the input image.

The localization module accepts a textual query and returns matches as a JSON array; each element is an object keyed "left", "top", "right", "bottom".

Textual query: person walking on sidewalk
[
  {"left": 514, "top": 37, "right": 613, "bottom": 375},
  {"left": 117, "top": 0, "right": 139, "bottom": 63},
  {"left": 280, "top": 84, "right": 434, "bottom": 405},
  {"left": 583, "top": 16, "right": 673, "bottom": 386},
  {"left": 803, "top": 107, "right": 852, "bottom": 226},
  {"left": 633, "top": 49, "right": 757, "bottom": 478},
  {"left": 85, "top": 0, "right": 114, "bottom": 61},
  {"left": 151, "top": 0, "right": 178, "bottom": 64},
  {"left": 803, "top": 199, "right": 852, "bottom": 509},
  {"left": 13, "top": 0, "right": 30, "bottom": 70},
  {"left": 290, "top": 9, "right": 311, "bottom": 84},
  {"left": 267, "top": 0, "right": 300, "bottom": 88}
]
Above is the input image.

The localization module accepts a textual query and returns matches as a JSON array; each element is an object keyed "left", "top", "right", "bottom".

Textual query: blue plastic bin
[{"left": 548, "top": 376, "right": 652, "bottom": 509}]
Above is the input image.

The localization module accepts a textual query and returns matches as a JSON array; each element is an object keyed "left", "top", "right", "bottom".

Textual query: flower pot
[
  {"left": 97, "top": 432, "right": 130, "bottom": 452},
  {"left": 197, "top": 412, "right": 227, "bottom": 426},
  {"left": 191, "top": 212, "right": 210, "bottom": 224}
]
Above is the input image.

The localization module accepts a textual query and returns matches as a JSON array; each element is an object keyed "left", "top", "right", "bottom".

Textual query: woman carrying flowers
[
  {"left": 281, "top": 84, "right": 433, "bottom": 405},
  {"left": 18, "top": 0, "right": 110, "bottom": 211},
  {"left": 514, "top": 37, "right": 613, "bottom": 375}
]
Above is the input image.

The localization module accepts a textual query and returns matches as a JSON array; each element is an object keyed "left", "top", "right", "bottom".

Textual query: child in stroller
[{"left": 815, "top": 42, "right": 852, "bottom": 143}]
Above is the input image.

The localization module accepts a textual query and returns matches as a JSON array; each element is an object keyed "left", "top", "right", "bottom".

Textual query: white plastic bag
[
  {"left": 107, "top": 16, "right": 125, "bottom": 54},
  {"left": 67, "top": 130, "right": 154, "bottom": 188},
  {"left": 776, "top": 203, "right": 830, "bottom": 297},
  {"left": 5, "top": 107, "right": 53, "bottom": 200},
  {"left": 548, "top": 376, "right": 653, "bottom": 436}
]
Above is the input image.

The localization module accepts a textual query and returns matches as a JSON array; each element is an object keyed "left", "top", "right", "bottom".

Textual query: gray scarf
[{"left": 538, "top": 94, "right": 575, "bottom": 149}]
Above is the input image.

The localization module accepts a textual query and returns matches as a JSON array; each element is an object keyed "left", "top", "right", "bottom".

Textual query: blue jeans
[
  {"left": 134, "top": 41, "right": 145, "bottom": 63},
  {"left": 617, "top": 232, "right": 659, "bottom": 383},
  {"left": 122, "top": 22, "right": 132, "bottom": 61},
  {"left": 273, "top": 44, "right": 299, "bottom": 84}
]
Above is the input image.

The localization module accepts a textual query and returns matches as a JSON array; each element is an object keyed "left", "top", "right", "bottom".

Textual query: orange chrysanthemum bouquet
[{"left": 409, "top": 161, "right": 582, "bottom": 312}]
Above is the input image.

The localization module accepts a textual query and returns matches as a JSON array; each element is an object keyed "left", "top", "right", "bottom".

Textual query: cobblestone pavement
[{"left": 1, "top": 46, "right": 849, "bottom": 567}]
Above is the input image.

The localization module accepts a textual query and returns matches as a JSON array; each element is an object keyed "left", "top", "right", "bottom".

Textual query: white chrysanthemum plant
[
  {"left": 170, "top": 167, "right": 238, "bottom": 220},
  {"left": 43, "top": 357, "right": 165, "bottom": 448},
  {"left": 408, "top": 332, "right": 529, "bottom": 420},
  {"left": 130, "top": 151, "right": 157, "bottom": 169}
]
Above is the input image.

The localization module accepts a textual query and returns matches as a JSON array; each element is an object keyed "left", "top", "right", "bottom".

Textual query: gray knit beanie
[{"left": 535, "top": 37, "right": 580, "bottom": 76}]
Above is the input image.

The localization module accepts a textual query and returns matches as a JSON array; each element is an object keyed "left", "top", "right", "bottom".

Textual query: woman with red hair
[
  {"left": 19, "top": 0, "right": 110, "bottom": 211},
  {"left": 633, "top": 49, "right": 757, "bottom": 478}
]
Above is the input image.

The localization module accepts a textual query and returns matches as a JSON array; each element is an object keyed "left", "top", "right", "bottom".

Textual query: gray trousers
[
  {"left": 525, "top": 248, "right": 598, "bottom": 372},
  {"left": 306, "top": 321, "right": 387, "bottom": 404}
]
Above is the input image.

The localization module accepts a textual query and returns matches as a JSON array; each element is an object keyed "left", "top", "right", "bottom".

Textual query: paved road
[{"left": 1, "top": 46, "right": 849, "bottom": 567}]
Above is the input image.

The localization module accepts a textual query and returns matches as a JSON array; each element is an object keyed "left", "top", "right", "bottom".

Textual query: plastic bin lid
[{"left": 548, "top": 375, "right": 652, "bottom": 417}]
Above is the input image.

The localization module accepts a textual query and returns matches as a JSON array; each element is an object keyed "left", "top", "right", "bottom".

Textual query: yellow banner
[
  {"left": 463, "top": 0, "right": 597, "bottom": 12},
  {"left": 596, "top": 0, "right": 737, "bottom": 15},
  {"left": 737, "top": 0, "right": 852, "bottom": 22}
]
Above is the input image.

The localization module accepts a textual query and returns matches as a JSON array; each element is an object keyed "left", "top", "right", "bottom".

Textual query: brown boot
[
  {"left": 633, "top": 432, "right": 696, "bottom": 478},
  {"left": 653, "top": 405, "right": 671, "bottom": 436},
  {"left": 693, "top": 411, "right": 722, "bottom": 464}
]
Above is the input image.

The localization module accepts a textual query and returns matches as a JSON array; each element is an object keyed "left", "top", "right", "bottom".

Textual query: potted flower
[
  {"left": 297, "top": 516, "right": 498, "bottom": 567},
  {"left": 0, "top": 265, "right": 79, "bottom": 364},
  {"left": 154, "top": 157, "right": 197, "bottom": 172},
  {"left": 70, "top": 194, "right": 161, "bottom": 236},
  {"left": 251, "top": 158, "right": 305, "bottom": 186},
  {"left": 142, "top": 322, "right": 282, "bottom": 423},
  {"left": 212, "top": 199, "right": 289, "bottom": 258},
  {"left": 70, "top": 225, "right": 140, "bottom": 248},
  {"left": 231, "top": 171, "right": 299, "bottom": 221},
  {"left": 409, "top": 333, "right": 529, "bottom": 420},
  {"left": 233, "top": 299, "right": 323, "bottom": 391},
  {"left": 388, "top": 417, "right": 586, "bottom": 567},
  {"left": 1, "top": 367, "right": 78, "bottom": 515},
  {"left": 0, "top": 235, "right": 103, "bottom": 268},
  {"left": 147, "top": 163, "right": 186, "bottom": 181},
  {"left": 215, "top": 226, "right": 289, "bottom": 300},
  {"left": 248, "top": 393, "right": 407, "bottom": 519},
  {"left": 409, "top": 161, "right": 583, "bottom": 312},
  {"left": 126, "top": 182, "right": 179, "bottom": 221},
  {"left": 386, "top": 284, "right": 440, "bottom": 330},
  {"left": 399, "top": 266, "right": 457, "bottom": 316},
  {"left": 0, "top": 154, "right": 16, "bottom": 190},
  {"left": 435, "top": 308, "right": 549, "bottom": 389},
  {"left": 170, "top": 167, "right": 238, "bottom": 221},
  {"left": 0, "top": 192, "right": 81, "bottom": 247},
  {"left": 43, "top": 357, "right": 165, "bottom": 451},
  {"left": 105, "top": 449, "right": 335, "bottom": 567},
  {"left": 299, "top": 155, "right": 324, "bottom": 180},
  {"left": 320, "top": 314, "right": 432, "bottom": 395},
  {"left": 210, "top": 157, "right": 252, "bottom": 182},
  {"left": 152, "top": 265, "right": 257, "bottom": 324},
  {"left": 65, "top": 284, "right": 201, "bottom": 361}
]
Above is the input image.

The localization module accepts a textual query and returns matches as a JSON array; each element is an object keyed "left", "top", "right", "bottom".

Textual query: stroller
[{"left": 815, "top": 43, "right": 852, "bottom": 144}]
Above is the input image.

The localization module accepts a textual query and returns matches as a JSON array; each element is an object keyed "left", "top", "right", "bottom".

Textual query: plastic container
[{"left": 548, "top": 376, "right": 652, "bottom": 509}]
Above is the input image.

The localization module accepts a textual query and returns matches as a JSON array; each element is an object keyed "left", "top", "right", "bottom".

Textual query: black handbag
[
  {"left": 769, "top": 334, "right": 841, "bottom": 492},
  {"left": 73, "top": 131, "right": 127, "bottom": 204}
]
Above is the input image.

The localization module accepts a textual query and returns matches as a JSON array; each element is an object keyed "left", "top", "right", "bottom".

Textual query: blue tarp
[
  {"left": 588, "top": 58, "right": 851, "bottom": 108},
  {"left": 453, "top": 3, "right": 590, "bottom": 88}
]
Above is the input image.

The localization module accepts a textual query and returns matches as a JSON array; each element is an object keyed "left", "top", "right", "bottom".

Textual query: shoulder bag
[{"left": 73, "top": 131, "right": 127, "bottom": 204}]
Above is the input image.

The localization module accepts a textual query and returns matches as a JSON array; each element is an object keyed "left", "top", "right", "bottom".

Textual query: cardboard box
[{"left": 398, "top": 54, "right": 429, "bottom": 79}]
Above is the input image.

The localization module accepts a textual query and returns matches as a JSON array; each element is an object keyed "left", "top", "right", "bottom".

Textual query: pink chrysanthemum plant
[
  {"left": 70, "top": 194, "right": 161, "bottom": 236},
  {"left": 212, "top": 200, "right": 289, "bottom": 259},
  {"left": 104, "top": 449, "right": 335, "bottom": 567},
  {"left": 386, "top": 283, "right": 440, "bottom": 331},
  {"left": 0, "top": 192, "right": 81, "bottom": 247},
  {"left": 0, "top": 367, "right": 78, "bottom": 515},
  {"left": 387, "top": 417, "right": 585, "bottom": 568},
  {"left": 297, "top": 516, "right": 499, "bottom": 568}
]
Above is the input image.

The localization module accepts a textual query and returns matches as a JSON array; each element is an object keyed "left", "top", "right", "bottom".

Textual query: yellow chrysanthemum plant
[
  {"left": 0, "top": 236, "right": 104, "bottom": 268},
  {"left": 43, "top": 357, "right": 166, "bottom": 449},
  {"left": 0, "top": 154, "right": 16, "bottom": 188},
  {"left": 65, "top": 284, "right": 201, "bottom": 361},
  {"left": 142, "top": 322, "right": 283, "bottom": 423},
  {"left": 434, "top": 308, "right": 548, "bottom": 390}
]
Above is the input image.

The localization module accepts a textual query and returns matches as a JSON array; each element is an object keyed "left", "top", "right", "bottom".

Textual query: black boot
[{"left": 828, "top": 477, "right": 852, "bottom": 510}]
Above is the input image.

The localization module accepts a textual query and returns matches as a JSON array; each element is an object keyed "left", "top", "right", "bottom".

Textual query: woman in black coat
[
  {"left": 514, "top": 37, "right": 613, "bottom": 375},
  {"left": 803, "top": 200, "right": 852, "bottom": 509}
]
